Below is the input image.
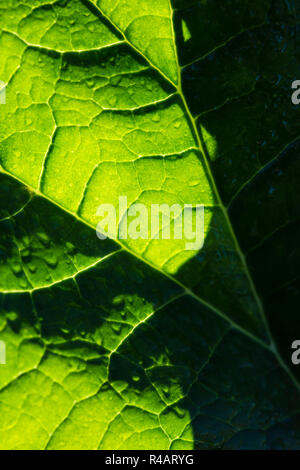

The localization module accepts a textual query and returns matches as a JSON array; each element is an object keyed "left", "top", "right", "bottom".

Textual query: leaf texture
[{"left": 0, "top": 0, "right": 299, "bottom": 450}]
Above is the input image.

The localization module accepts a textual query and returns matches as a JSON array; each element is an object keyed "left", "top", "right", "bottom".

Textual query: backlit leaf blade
[{"left": 0, "top": 0, "right": 299, "bottom": 450}]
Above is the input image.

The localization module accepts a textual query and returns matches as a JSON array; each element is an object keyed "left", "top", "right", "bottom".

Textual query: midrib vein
[
  {"left": 87, "top": 0, "right": 299, "bottom": 390},
  {"left": 1, "top": 163, "right": 299, "bottom": 390},
  {"left": 167, "top": 2, "right": 300, "bottom": 391},
  {"left": 87, "top": 0, "right": 270, "bottom": 344},
  {"left": 0, "top": 165, "right": 269, "bottom": 351},
  {"left": 81, "top": 0, "right": 178, "bottom": 88}
]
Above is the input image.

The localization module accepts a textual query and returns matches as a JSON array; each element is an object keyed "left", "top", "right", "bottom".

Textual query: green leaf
[{"left": 0, "top": 0, "right": 299, "bottom": 450}]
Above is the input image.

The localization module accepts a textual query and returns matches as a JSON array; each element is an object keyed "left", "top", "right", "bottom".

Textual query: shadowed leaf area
[{"left": 0, "top": 0, "right": 299, "bottom": 449}]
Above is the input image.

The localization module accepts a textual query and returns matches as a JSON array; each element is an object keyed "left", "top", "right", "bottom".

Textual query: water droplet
[
  {"left": 152, "top": 114, "right": 161, "bottom": 123},
  {"left": 37, "top": 232, "right": 50, "bottom": 247},
  {"left": 85, "top": 78, "right": 95, "bottom": 89},
  {"left": 269, "top": 186, "right": 276, "bottom": 195},
  {"left": 132, "top": 375, "right": 140, "bottom": 382},
  {"left": 21, "top": 248, "right": 30, "bottom": 259},
  {"left": 65, "top": 242, "right": 76, "bottom": 255},
  {"left": 44, "top": 254, "right": 58, "bottom": 269},
  {"left": 19, "top": 279, "right": 28, "bottom": 289},
  {"left": 60, "top": 327, "right": 70, "bottom": 335},
  {"left": 112, "top": 323, "right": 122, "bottom": 334},
  {"left": 110, "top": 76, "right": 121, "bottom": 87},
  {"left": 109, "top": 96, "right": 117, "bottom": 107},
  {"left": 188, "top": 179, "right": 200, "bottom": 187},
  {"left": 113, "top": 296, "right": 124, "bottom": 307},
  {"left": 7, "top": 312, "right": 18, "bottom": 322},
  {"left": 11, "top": 263, "right": 22, "bottom": 275},
  {"left": 28, "top": 263, "right": 37, "bottom": 273},
  {"left": 173, "top": 406, "right": 186, "bottom": 419},
  {"left": 22, "top": 235, "right": 31, "bottom": 247},
  {"left": 173, "top": 120, "right": 182, "bottom": 129}
]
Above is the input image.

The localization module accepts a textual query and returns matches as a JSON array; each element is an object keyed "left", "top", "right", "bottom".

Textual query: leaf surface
[{"left": 0, "top": 0, "right": 299, "bottom": 450}]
